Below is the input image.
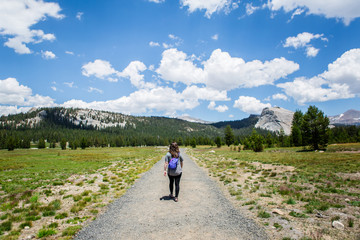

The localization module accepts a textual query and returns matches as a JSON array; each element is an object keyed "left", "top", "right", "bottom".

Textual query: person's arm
[
  {"left": 180, "top": 155, "right": 183, "bottom": 168},
  {"left": 164, "top": 161, "right": 168, "bottom": 176}
]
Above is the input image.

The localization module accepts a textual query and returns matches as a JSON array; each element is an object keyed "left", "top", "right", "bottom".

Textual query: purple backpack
[{"left": 168, "top": 154, "right": 179, "bottom": 170}]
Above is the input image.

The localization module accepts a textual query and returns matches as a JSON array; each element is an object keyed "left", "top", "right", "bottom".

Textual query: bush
[
  {"left": 62, "top": 226, "right": 82, "bottom": 236},
  {"left": 37, "top": 228, "right": 57, "bottom": 238}
]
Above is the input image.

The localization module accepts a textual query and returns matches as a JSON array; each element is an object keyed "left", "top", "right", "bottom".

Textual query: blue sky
[{"left": 0, "top": 0, "right": 360, "bottom": 122}]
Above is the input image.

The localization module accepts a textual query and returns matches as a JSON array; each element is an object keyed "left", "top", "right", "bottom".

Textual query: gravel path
[{"left": 75, "top": 150, "right": 268, "bottom": 240}]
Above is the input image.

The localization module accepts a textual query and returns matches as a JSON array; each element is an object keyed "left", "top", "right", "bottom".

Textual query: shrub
[
  {"left": 62, "top": 225, "right": 82, "bottom": 236},
  {"left": 37, "top": 228, "right": 57, "bottom": 238},
  {"left": 55, "top": 212, "right": 68, "bottom": 220},
  {"left": 258, "top": 210, "right": 271, "bottom": 218}
]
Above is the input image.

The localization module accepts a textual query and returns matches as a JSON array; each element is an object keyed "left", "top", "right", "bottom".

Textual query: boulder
[{"left": 332, "top": 221, "right": 344, "bottom": 230}]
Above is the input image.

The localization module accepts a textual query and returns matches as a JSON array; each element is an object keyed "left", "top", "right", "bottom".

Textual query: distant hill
[
  {"left": 329, "top": 109, "right": 360, "bottom": 126},
  {"left": 210, "top": 114, "right": 259, "bottom": 129}
]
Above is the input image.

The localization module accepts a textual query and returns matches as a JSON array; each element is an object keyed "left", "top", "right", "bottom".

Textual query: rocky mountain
[
  {"left": 177, "top": 115, "right": 213, "bottom": 124},
  {"left": 329, "top": 109, "right": 360, "bottom": 125},
  {"left": 255, "top": 107, "right": 294, "bottom": 135}
]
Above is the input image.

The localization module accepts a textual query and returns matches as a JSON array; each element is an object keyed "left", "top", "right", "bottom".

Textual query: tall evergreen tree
[
  {"left": 291, "top": 110, "right": 303, "bottom": 146},
  {"left": 224, "top": 125, "right": 235, "bottom": 147},
  {"left": 38, "top": 138, "right": 46, "bottom": 149},
  {"left": 215, "top": 136, "right": 222, "bottom": 148},
  {"left": 60, "top": 138, "right": 67, "bottom": 150},
  {"left": 301, "top": 106, "right": 329, "bottom": 150}
]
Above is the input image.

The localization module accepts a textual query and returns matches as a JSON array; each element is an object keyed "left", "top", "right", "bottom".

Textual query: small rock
[
  {"left": 272, "top": 209, "right": 285, "bottom": 215},
  {"left": 332, "top": 221, "right": 344, "bottom": 230},
  {"left": 345, "top": 198, "right": 350, "bottom": 202},
  {"left": 26, "top": 234, "right": 35, "bottom": 239},
  {"left": 24, "top": 226, "right": 30, "bottom": 229},
  {"left": 209, "top": 150, "right": 215, "bottom": 153}
]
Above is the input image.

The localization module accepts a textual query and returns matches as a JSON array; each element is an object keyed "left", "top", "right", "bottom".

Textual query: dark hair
[{"left": 169, "top": 142, "right": 179, "bottom": 158}]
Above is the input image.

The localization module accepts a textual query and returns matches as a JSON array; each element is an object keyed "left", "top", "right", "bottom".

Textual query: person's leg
[
  {"left": 168, "top": 174, "right": 174, "bottom": 196},
  {"left": 174, "top": 173, "right": 182, "bottom": 198}
]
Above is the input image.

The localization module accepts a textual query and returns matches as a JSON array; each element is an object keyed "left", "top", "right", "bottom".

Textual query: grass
[
  {"left": 188, "top": 144, "right": 360, "bottom": 239},
  {"left": 0, "top": 147, "right": 166, "bottom": 238}
]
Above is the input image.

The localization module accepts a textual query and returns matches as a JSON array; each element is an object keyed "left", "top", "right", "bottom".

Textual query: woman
[{"left": 164, "top": 142, "right": 183, "bottom": 202}]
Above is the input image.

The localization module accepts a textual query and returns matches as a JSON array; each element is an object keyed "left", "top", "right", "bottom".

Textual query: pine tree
[
  {"left": 6, "top": 135, "right": 15, "bottom": 151},
  {"left": 224, "top": 125, "right": 235, "bottom": 147},
  {"left": 291, "top": 110, "right": 303, "bottom": 146},
  {"left": 60, "top": 138, "right": 67, "bottom": 150},
  {"left": 215, "top": 136, "right": 222, "bottom": 148},
  {"left": 301, "top": 105, "right": 329, "bottom": 150},
  {"left": 38, "top": 138, "right": 46, "bottom": 149},
  {"left": 80, "top": 137, "right": 87, "bottom": 149}
]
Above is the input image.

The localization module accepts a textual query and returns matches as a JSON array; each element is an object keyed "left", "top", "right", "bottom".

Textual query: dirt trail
[{"left": 75, "top": 150, "right": 268, "bottom": 240}]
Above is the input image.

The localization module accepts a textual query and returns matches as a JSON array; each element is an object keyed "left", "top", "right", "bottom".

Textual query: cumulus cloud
[
  {"left": 208, "top": 101, "right": 228, "bottom": 112},
  {"left": 283, "top": 32, "right": 327, "bottom": 57},
  {"left": 180, "top": 0, "right": 238, "bottom": 18},
  {"left": 182, "top": 85, "right": 229, "bottom": 101},
  {"left": 0, "top": 0, "right": 64, "bottom": 54},
  {"left": 272, "top": 93, "right": 288, "bottom": 101},
  {"left": 64, "top": 82, "right": 76, "bottom": 88},
  {"left": 62, "top": 87, "right": 199, "bottom": 116},
  {"left": 233, "top": 96, "right": 271, "bottom": 114},
  {"left": 0, "top": 106, "right": 32, "bottom": 116},
  {"left": 267, "top": 0, "right": 360, "bottom": 25},
  {"left": 118, "top": 61, "right": 155, "bottom": 89},
  {"left": 82, "top": 59, "right": 119, "bottom": 82},
  {"left": 41, "top": 50, "right": 56, "bottom": 59},
  {"left": 156, "top": 48, "right": 299, "bottom": 91},
  {"left": 0, "top": 78, "right": 55, "bottom": 108},
  {"left": 277, "top": 48, "right": 360, "bottom": 104},
  {"left": 156, "top": 48, "right": 206, "bottom": 85},
  {"left": 203, "top": 49, "right": 299, "bottom": 90}
]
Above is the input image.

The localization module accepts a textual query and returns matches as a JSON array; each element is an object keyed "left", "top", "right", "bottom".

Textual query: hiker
[{"left": 164, "top": 142, "right": 183, "bottom": 202}]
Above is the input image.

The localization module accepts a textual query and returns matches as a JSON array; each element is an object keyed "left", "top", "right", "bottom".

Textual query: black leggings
[{"left": 168, "top": 173, "right": 182, "bottom": 197}]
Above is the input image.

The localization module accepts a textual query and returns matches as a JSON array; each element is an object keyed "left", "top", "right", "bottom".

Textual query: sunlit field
[
  {"left": 0, "top": 147, "right": 166, "bottom": 239},
  {"left": 188, "top": 143, "right": 360, "bottom": 240}
]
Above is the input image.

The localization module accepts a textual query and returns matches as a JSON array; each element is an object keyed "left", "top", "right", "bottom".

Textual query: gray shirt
[{"left": 165, "top": 152, "right": 183, "bottom": 176}]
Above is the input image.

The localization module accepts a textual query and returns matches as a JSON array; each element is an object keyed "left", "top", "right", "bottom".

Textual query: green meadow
[
  {"left": 188, "top": 143, "right": 360, "bottom": 239},
  {"left": 0, "top": 147, "right": 165, "bottom": 239}
]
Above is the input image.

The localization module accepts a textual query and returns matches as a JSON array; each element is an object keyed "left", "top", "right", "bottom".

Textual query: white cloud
[
  {"left": 0, "top": 0, "right": 64, "bottom": 54},
  {"left": 156, "top": 48, "right": 298, "bottom": 90},
  {"left": 277, "top": 76, "right": 353, "bottom": 105},
  {"left": 272, "top": 93, "right": 288, "bottom": 101},
  {"left": 321, "top": 48, "right": 360, "bottom": 95},
  {"left": 118, "top": 61, "right": 155, "bottom": 89},
  {"left": 246, "top": 3, "right": 260, "bottom": 16},
  {"left": 41, "top": 50, "right": 56, "bottom": 59},
  {"left": 180, "top": 0, "right": 238, "bottom": 18},
  {"left": 182, "top": 85, "right": 229, "bottom": 101},
  {"left": 203, "top": 49, "right": 299, "bottom": 90},
  {"left": 211, "top": 34, "right": 219, "bottom": 40},
  {"left": 233, "top": 96, "right": 271, "bottom": 114},
  {"left": 0, "top": 106, "right": 32, "bottom": 116},
  {"left": 229, "top": 114, "right": 234, "bottom": 118},
  {"left": 208, "top": 101, "right": 228, "bottom": 112},
  {"left": 82, "top": 59, "right": 119, "bottom": 82},
  {"left": 88, "top": 87, "right": 103, "bottom": 94},
  {"left": 148, "top": 0, "right": 165, "bottom": 3},
  {"left": 64, "top": 82, "right": 75, "bottom": 88},
  {"left": 278, "top": 48, "right": 360, "bottom": 105},
  {"left": 149, "top": 41, "right": 160, "bottom": 47},
  {"left": 51, "top": 86, "right": 57, "bottom": 91},
  {"left": 283, "top": 32, "right": 327, "bottom": 57},
  {"left": 268, "top": 0, "right": 360, "bottom": 25},
  {"left": 156, "top": 48, "right": 206, "bottom": 85},
  {"left": 62, "top": 87, "right": 199, "bottom": 116},
  {"left": 65, "top": 51, "right": 74, "bottom": 55},
  {"left": 0, "top": 78, "right": 55, "bottom": 107},
  {"left": 76, "top": 12, "right": 83, "bottom": 20},
  {"left": 289, "top": 8, "right": 305, "bottom": 20},
  {"left": 306, "top": 46, "right": 319, "bottom": 57}
]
